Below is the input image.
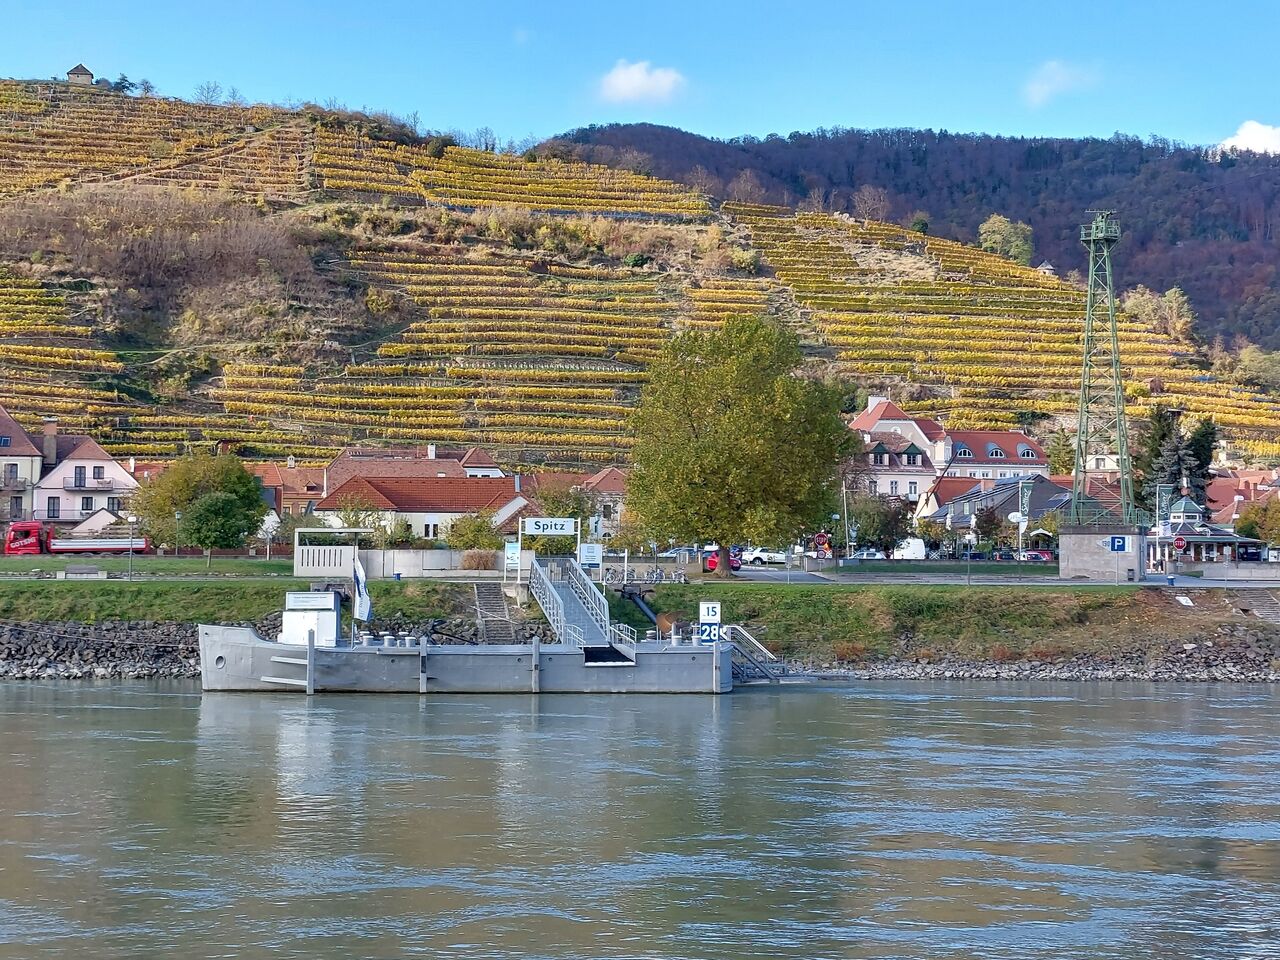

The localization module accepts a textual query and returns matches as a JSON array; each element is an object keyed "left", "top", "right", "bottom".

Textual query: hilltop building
[{"left": 66, "top": 64, "right": 93, "bottom": 86}]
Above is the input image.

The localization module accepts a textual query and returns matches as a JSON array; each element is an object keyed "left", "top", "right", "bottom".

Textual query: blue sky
[{"left": 4, "top": 0, "right": 1277, "bottom": 149}]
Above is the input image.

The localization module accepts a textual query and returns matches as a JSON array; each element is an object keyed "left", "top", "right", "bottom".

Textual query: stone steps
[
  {"left": 1236, "top": 590, "right": 1280, "bottom": 625},
  {"left": 473, "top": 582, "right": 516, "bottom": 644}
]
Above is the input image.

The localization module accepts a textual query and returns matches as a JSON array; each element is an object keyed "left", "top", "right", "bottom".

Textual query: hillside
[
  {"left": 552, "top": 123, "right": 1280, "bottom": 350},
  {"left": 0, "top": 81, "right": 1277, "bottom": 467}
]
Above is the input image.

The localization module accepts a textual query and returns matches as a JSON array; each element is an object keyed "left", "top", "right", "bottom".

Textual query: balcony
[
  {"left": 1, "top": 477, "right": 30, "bottom": 492},
  {"left": 32, "top": 509, "right": 97, "bottom": 521},
  {"left": 63, "top": 477, "right": 117, "bottom": 491}
]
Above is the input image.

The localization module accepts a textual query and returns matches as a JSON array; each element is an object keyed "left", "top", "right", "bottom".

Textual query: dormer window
[
  {"left": 956, "top": 447, "right": 973, "bottom": 459},
  {"left": 987, "top": 444, "right": 1006, "bottom": 459},
  {"left": 871, "top": 453, "right": 886, "bottom": 466},
  {"left": 905, "top": 453, "right": 919, "bottom": 466},
  {"left": 1020, "top": 447, "right": 1038, "bottom": 459},
  {"left": 0, "top": 436, "right": 9, "bottom": 447}
]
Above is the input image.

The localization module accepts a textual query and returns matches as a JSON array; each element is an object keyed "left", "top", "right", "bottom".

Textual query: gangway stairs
[{"left": 529, "top": 557, "right": 632, "bottom": 663}]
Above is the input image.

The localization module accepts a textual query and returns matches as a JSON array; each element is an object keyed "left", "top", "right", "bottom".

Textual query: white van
[{"left": 893, "top": 537, "right": 927, "bottom": 560}]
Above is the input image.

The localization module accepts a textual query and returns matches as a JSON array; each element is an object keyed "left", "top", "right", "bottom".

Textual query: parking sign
[{"left": 1109, "top": 536, "right": 1128, "bottom": 552}]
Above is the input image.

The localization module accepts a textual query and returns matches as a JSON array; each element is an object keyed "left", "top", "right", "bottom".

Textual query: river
[{"left": 0, "top": 682, "right": 1277, "bottom": 959}]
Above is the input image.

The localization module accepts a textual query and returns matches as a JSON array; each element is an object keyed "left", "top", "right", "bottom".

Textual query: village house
[
  {"left": 1148, "top": 496, "right": 1266, "bottom": 567},
  {"left": 251, "top": 457, "right": 325, "bottom": 517},
  {"left": 315, "top": 475, "right": 530, "bottom": 540},
  {"left": 850, "top": 397, "right": 1049, "bottom": 499},
  {"left": 0, "top": 407, "right": 44, "bottom": 524},
  {"left": 925, "top": 474, "right": 1072, "bottom": 536},
  {"left": 324, "top": 445, "right": 504, "bottom": 496}
]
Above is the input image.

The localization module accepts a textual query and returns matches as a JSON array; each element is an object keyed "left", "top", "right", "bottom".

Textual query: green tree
[
  {"left": 1134, "top": 407, "right": 1180, "bottom": 510},
  {"left": 446, "top": 510, "right": 504, "bottom": 551},
  {"left": 626, "top": 315, "right": 851, "bottom": 576},
  {"left": 1237, "top": 500, "right": 1280, "bottom": 543},
  {"left": 974, "top": 506, "right": 1002, "bottom": 543},
  {"left": 184, "top": 491, "right": 261, "bottom": 567},
  {"left": 1121, "top": 285, "right": 1197, "bottom": 341},
  {"left": 1044, "top": 428, "right": 1075, "bottom": 475},
  {"left": 849, "top": 495, "right": 913, "bottom": 557},
  {"left": 1184, "top": 418, "right": 1218, "bottom": 487},
  {"left": 1237, "top": 345, "right": 1280, "bottom": 391},
  {"left": 907, "top": 211, "right": 930, "bottom": 234},
  {"left": 1149, "top": 433, "right": 1203, "bottom": 504},
  {"left": 131, "top": 452, "right": 266, "bottom": 548},
  {"left": 978, "top": 213, "right": 1034, "bottom": 265}
]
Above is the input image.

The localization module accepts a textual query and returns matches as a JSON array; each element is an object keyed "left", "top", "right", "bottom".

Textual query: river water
[{"left": 0, "top": 682, "right": 1277, "bottom": 959}]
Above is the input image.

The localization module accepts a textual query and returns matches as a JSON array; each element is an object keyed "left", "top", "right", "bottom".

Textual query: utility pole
[{"left": 1070, "top": 211, "right": 1136, "bottom": 526}]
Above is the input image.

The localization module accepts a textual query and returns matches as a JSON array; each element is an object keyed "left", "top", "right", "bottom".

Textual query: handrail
[
  {"left": 563, "top": 624, "right": 584, "bottom": 648},
  {"left": 547, "top": 556, "right": 610, "bottom": 640},
  {"left": 528, "top": 558, "right": 565, "bottom": 641},
  {"left": 726, "top": 624, "right": 777, "bottom": 662}
]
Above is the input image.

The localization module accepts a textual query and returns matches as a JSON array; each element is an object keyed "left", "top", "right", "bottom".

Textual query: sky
[{"left": 4, "top": 0, "right": 1278, "bottom": 151}]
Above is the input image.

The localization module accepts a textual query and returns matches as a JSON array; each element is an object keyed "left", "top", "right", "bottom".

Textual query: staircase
[
  {"left": 529, "top": 556, "right": 611, "bottom": 647},
  {"left": 474, "top": 582, "right": 516, "bottom": 644},
  {"left": 1237, "top": 590, "right": 1280, "bottom": 626}
]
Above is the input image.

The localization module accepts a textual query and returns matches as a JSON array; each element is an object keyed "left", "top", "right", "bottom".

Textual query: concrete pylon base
[{"left": 1058, "top": 525, "right": 1147, "bottom": 582}]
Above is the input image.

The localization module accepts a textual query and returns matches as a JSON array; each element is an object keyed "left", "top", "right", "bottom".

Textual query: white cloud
[
  {"left": 1220, "top": 120, "right": 1280, "bottom": 155},
  {"left": 1022, "top": 60, "right": 1100, "bottom": 108},
  {"left": 598, "top": 59, "right": 686, "bottom": 104}
]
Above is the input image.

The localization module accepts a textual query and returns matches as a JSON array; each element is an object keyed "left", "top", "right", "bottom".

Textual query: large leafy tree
[
  {"left": 184, "top": 491, "right": 261, "bottom": 567},
  {"left": 849, "top": 495, "right": 912, "bottom": 557},
  {"left": 625, "top": 314, "right": 851, "bottom": 576},
  {"left": 131, "top": 452, "right": 267, "bottom": 549},
  {"left": 978, "top": 214, "right": 1034, "bottom": 265}
]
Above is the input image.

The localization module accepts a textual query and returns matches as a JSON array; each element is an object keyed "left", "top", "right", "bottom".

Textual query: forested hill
[{"left": 550, "top": 123, "right": 1280, "bottom": 349}]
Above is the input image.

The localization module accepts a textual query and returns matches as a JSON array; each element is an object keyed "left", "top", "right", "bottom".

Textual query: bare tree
[
  {"left": 852, "top": 184, "right": 890, "bottom": 224},
  {"left": 800, "top": 186, "right": 828, "bottom": 212},
  {"left": 193, "top": 80, "right": 223, "bottom": 105},
  {"left": 687, "top": 165, "right": 721, "bottom": 197},
  {"left": 224, "top": 86, "right": 247, "bottom": 108},
  {"left": 727, "top": 169, "right": 766, "bottom": 204},
  {"left": 137, "top": 78, "right": 156, "bottom": 97}
]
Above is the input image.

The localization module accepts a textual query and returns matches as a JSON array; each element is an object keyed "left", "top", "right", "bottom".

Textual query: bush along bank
[{"left": 646, "top": 584, "right": 1280, "bottom": 682}]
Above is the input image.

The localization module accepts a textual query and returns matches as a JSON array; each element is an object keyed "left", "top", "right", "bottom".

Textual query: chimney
[
  {"left": 42, "top": 417, "right": 57, "bottom": 467},
  {"left": 514, "top": 474, "right": 522, "bottom": 493},
  {"left": 427, "top": 444, "right": 437, "bottom": 460},
  {"left": 128, "top": 456, "right": 136, "bottom": 474}
]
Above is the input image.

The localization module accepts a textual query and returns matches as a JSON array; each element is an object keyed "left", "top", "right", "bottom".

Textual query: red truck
[{"left": 3, "top": 521, "right": 149, "bottom": 556}]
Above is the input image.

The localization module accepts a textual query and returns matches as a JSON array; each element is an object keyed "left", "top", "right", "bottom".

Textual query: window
[
  {"left": 602, "top": 504, "right": 614, "bottom": 520},
  {"left": 981, "top": 471, "right": 991, "bottom": 479},
  {"left": 282, "top": 505, "right": 292, "bottom": 516},
  {"left": 890, "top": 480, "right": 899, "bottom": 495},
  {"left": 46, "top": 497, "right": 60, "bottom": 519},
  {"left": 955, "top": 447, "right": 973, "bottom": 459},
  {"left": 8, "top": 496, "right": 21, "bottom": 519},
  {"left": 1020, "top": 448, "right": 1038, "bottom": 459},
  {"left": 3, "top": 463, "right": 15, "bottom": 484},
  {"left": 997, "top": 471, "right": 1008, "bottom": 479},
  {"left": 987, "top": 445, "right": 1006, "bottom": 459},
  {"left": 107, "top": 497, "right": 122, "bottom": 513},
  {"left": 73, "top": 466, "right": 86, "bottom": 487},
  {"left": 81, "top": 496, "right": 94, "bottom": 513},
  {"left": 871, "top": 452, "right": 886, "bottom": 466},
  {"left": 868, "top": 480, "right": 878, "bottom": 495},
  {"left": 92, "top": 466, "right": 105, "bottom": 480},
  {"left": 0, "top": 436, "right": 9, "bottom": 447},
  {"left": 908, "top": 482, "right": 918, "bottom": 496},
  {"left": 428, "top": 523, "right": 439, "bottom": 539},
  {"left": 905, "top": 453, "right": 919, "bottom": 466},
  {"left": 1094, "top": 457, "right": 1105, "bottom": 469}
]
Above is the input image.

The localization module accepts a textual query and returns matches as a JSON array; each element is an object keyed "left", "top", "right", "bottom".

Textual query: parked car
[
  {"left": 741, "top": 546, "right": 787, "bottom": 565},
  {"left": 959, "top": 550, "right": 988, "bottom": 561},
  {"left": 993, "top": 551, "right": 1017, "bottom": 562},
  {"left": 1018, "top": 550, "right": 1051, "bottom": 562},
  {"left": 850, "top": 548, "right": 887, "bottom": 560},
  {"left": 705, "top": 552, "right": 742, "bottom": 572}
]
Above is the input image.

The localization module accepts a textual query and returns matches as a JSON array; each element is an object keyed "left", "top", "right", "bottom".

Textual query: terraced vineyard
[
  {"left": 0, "top": 80, "right": 1276, "bottom": 466},
  {"left": 726, "top": 204, "right": 1280, "bottom": 441}
]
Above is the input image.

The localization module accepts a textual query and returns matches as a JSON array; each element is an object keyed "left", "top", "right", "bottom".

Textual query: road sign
[
  {"left": 1173, "top": 535, "right": 1187, "bottom": 552},
  {"left": 1109, "top": 536, "right": 1129, "bottom": 552},
  {"left": 521, "top": 516, "right": 577, "bottom": 536},
  {"left": 699, "top": 601, "right": 721, "bottom": 625},
  {"left": 813, "top": 532, "right": 830, "bottom": 547},
  {"left": 578, "top": 543, "right": 602, "bottom": 568}
]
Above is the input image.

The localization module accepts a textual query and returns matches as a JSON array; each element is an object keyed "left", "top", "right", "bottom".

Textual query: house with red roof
[
  {"left": 315, "top": 475, "right": 531, "bottom": 541},
  {"left": 849, "top": 397, "right": 1049, "bottom": 503},
  {"left": 324, "top": 445, "right": 504, "bottom": 495},
  {"left": 23, "top": 416, "right": 138, "bottom": 523},
  {"left": 0, "top": 406, "right": 45, "bottom": 524}
]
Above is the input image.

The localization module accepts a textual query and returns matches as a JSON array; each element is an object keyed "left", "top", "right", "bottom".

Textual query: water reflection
[{"left": 0, "top": 681, "right": 1277, "bottom": 959}]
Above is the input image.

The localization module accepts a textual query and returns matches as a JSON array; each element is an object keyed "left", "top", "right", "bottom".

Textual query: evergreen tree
[
  {"left": 1133, "top": 407, "right": 1180, "bottom": 510},
  {"left": 1184, "top": 418, "right": 1218, "bottom": 489},
  {"left": 1044, "top": 428, "right": 1075, "bottom": 475},
  {"left": 1149, "top": 433, "right": 1204, "bottom": 504}
]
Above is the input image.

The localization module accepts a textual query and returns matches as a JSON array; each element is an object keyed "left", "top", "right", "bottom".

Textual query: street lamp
[
  {"left": 174, "top": 510, "right": 182, "bottom": 559},
  {"left": 964, "top": 531, "right": 977, "bottom": 586},
  {"left": 126, "top": 514, "right": 137, "bottom": 581}
]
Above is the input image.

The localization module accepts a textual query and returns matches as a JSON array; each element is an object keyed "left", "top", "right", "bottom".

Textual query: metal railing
[
  {"left": 546, "top": 557, "right": 610, "bottom": 640},
  {"left": 529, "top": 557, "right": 566, "bottom": 642},
  {"left": 63, "top": 477, "right": 117, "bottom": 491},
  {"left": 724, "top": 624, "right": 778, "bottom": 662}
]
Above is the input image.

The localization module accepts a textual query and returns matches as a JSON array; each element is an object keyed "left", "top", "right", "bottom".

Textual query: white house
[
  {"left": 0, "top": 407, "right": 44, "bottom": 524},
  {"left": 31, "top": 421, "right": 138, "bottom": 523},
  {"left": 315, "top": 475, "right": 528, "bottom": 540}
]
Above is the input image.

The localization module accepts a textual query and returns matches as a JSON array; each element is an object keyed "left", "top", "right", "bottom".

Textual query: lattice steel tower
[{"left": 1070, "top": 211, "right": 1136, "bottom": 525}]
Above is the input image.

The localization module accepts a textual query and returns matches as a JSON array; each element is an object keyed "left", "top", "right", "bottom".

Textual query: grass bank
[
  {"left": 643, "top": 583, "right": 1243, "bottom": 662},
  {"left": 0, "top": 556, "right": 294, "bottom": 576},
  {"left": 0, "top": 580, "right": 471, "bottom": 624},
  {"left": 846, "top": 560, "right": 1058, "bottom": 576}
]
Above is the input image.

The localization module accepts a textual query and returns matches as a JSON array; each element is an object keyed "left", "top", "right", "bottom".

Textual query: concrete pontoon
[{"left": 199, "top": 557, "right": 780, "bottom": 694}]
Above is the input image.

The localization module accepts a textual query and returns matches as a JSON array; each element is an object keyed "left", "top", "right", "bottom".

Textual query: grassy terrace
[
  {"left": 640, "top": 583, "right": 1244, "bottom": 663},
  {"left": 0, "top": 580, "right": 470, "bottom": 624},
  {"left": 841, "top": 560, "right": 1059, "bottom": 576}
]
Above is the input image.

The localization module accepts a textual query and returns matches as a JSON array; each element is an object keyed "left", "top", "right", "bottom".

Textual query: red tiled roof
[
  {"left": 913, "top": 418, "right": 945, "bottom": 441},
  {"left": 54, "top": 435, "right": 113, "bottom": 461},
  {"left": 582, "top": 466, "right": 628, "bottom": 494},
  {"left": 848, "top": 398, "right": 913, "bottom": 432},
  {"left": 317, "top": 476, "right": 521, "bottom": 513},
  {"left": 946, "top": 430, "right": 1046, "bottom": 465},
  {"left": 925, "top": 476, "right": 982, "bottom": 507},
  {"left": 459, "top": 446, "right": 500, "bottom": 468},
  {"left": 0, "top": 406, "right": 41, "bottom": 458}
]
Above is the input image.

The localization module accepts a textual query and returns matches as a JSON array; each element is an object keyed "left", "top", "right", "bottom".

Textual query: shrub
[
  {"left": 461, "top": 549, "right": 497, "bottom": 570},
  {"left": 833, "top": 640, "right": 868, "bottom": 662}
]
